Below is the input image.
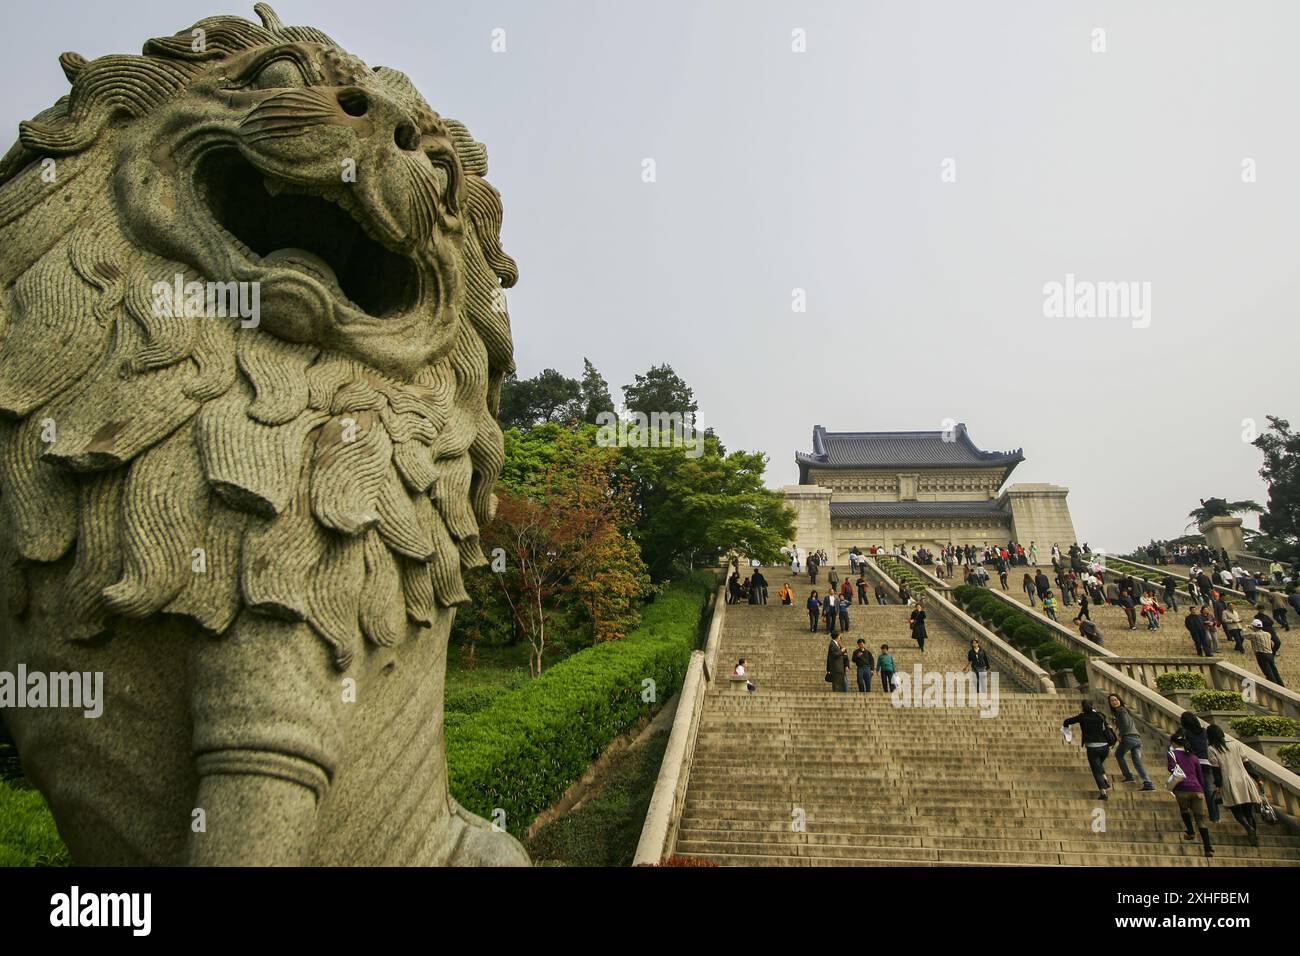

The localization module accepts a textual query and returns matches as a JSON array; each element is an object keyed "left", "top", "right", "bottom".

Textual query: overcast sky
[{"left": 2, "top": 1, "right": 1294, "bottom": 553}]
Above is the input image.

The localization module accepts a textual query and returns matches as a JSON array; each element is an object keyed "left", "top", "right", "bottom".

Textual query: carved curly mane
[{"left": 0, "top": 4, "right": 516, "bottom": 668}]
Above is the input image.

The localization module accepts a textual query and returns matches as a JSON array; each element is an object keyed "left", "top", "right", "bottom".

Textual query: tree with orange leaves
[{"left": 482, "top": 431, "right": 650, "bottom": 675}]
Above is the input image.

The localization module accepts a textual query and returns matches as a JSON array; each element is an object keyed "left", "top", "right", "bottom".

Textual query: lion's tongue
[{"left": 262, "top": 248, "right": 340, "bottom": 288}]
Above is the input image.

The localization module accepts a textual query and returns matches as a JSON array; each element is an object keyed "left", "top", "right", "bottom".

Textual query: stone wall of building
[
  {"left": 1000, "top": 484, "right": 1077, "bottom": 551},
  {"left": 830, "top": 520, "right": 1011, "bottom": 561},
  {"left": 783, "top": 484, "right": 833, "bottom": 557},
  {"left": 805, "top": 467, "right": 1003, "bottom": 502}
]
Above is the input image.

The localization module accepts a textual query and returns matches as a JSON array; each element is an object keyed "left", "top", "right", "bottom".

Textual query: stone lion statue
[{"left": 0, "top": 3, "right": 528, "bottom": 865}]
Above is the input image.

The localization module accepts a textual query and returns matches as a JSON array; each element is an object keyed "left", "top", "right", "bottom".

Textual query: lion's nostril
[
  {"left": 337, "top": 88, "right": 369, "bottom": 117},
  {"left": 394, "top": 123, "right": 421, "bottom": 151}
]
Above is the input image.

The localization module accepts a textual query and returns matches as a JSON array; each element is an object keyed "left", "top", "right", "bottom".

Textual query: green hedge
[
  {"left": 446, "top": 574, "right": 712, "bottom": 838},
  {"left": 1279, "top": 743, "right": 1300, "bottom": 773},
  {"left": 1190, "top": 690, "right": 1244, "bottom": 712},
  {"left": 1156, "top": 671, "right": 1207, "bottom": 693},
  {"left": 1229, "top": 716, "right": 1298, "bottom": 739},
  {"left": 445, "top": 688, "right": 501, "bottom": 715},
  {"left": 953, "top": 582, "right": 1089, "bottom": 684},
  {"left": 875, "top": 556, "right": 929, "bottom": 595}
]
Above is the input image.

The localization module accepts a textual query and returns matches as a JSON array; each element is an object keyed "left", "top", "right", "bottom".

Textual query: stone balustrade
[
  {"left": 974, "top": 585, "right": 1116, "bottom": 661},
  {"left": 864, "top": 557, "right": 1055, "bottom": 695},
  {"left": 1087, "top": 657, "right": 1300, "bottom": 822},
  {"left": 1102, "top": 656, "right": 1300, "bottom": 724},
  {"left": 633, "top": 584, "right": 725, "bottom": 865}
]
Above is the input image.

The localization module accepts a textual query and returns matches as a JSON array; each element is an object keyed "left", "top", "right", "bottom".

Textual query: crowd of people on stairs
[
  {"left": 1059, "top": 700, "right": 1277, "bottom": 859},
  {"left": 733, "top": 550, "right": 1285, "bottom": 861}
]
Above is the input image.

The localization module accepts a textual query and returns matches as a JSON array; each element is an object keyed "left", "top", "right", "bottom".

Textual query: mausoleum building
[{"left": 785, "top": 424, "right": 1077, "bottom": 561}]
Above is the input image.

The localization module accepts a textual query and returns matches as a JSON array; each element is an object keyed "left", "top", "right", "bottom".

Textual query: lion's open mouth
[{"left": 195, "top": 149, "right": 420, "bottom": 317}]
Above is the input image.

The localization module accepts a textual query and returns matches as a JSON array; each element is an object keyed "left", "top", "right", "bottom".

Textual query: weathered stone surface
[{"left": 0, "top": 3, "right": 527, "bottom": 865}]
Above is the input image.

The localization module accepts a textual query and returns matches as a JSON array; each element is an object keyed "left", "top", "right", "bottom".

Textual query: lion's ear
[{"left": 59, "top": 52, "right": 87, "bottom": 83}]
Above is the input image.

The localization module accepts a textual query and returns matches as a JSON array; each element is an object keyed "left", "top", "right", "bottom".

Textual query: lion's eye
[{"left": 252, "top": 58, "right": 307, "bottom": 90}]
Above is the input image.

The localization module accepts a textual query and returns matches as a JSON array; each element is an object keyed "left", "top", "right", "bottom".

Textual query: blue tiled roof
[{"left": 797, "top": 424, "right": 1023, "bottom": 482}]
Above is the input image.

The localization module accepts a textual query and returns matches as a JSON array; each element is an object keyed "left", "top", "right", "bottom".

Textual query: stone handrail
[
  {"left": 1101, "top": 656, "right": 1300, "bottom": 724},
  {"left": 974, "top": 585, "right": 1116, "bottom": 661},
  {"left": 1215, "top": 658, "right": 1300, "bottom": 721},
  {"left": 1093, "top": 554, "right": 1252, "bottom": 603},
  {"left": 1228, "top": 552, "right": 1289, "bottom": 577},
  {"left": 633, "top": 584, "right": 726, "bottom": 865},
  {"left": 1086, "top": 657, "right": 1300, "bottom": 821},
  {"left": 701, "top": 586, "right": 725, "bottom": 680},
  {"left": 864, "top": 558, "right": 1055, "bottom": 695},
  {"left": 927, "top": 590, "right": 1057, "bottom": 695}
]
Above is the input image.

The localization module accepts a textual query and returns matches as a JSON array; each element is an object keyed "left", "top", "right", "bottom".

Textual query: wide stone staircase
[
  {"left": 675, "top": 567, "right": 1300, "bottom": 866},
  {"left": 988, "top": 564, "right": 1300, "bottom": 688}
]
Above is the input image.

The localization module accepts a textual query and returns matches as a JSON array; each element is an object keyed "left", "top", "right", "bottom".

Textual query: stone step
[
  {"left": 673, "top": 816, "right": 1300, "bottom": 843},
  {"left": 674, "top": 847, "right": 1294, "bottom": 868},
  {"left": 673, "top": 829, "right": 1300, "bottom": 858},
  {"left": 680, "top": 563, "right": 1300, "bottom": 867}
]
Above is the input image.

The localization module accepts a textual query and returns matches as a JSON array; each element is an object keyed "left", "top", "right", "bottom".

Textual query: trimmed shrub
[
  {"left": 1072, "top": 658, "right": 1090, "bottom": 686},
  {"left": 1033, "top": 640, "right": 1061, "bottom": 662},
  {"left": 1190, "top": 690, "right": 1244, "bottom": 712},
  {"left": 1003, "top": 620, "right": 1037, "bottom": 648},
  {"left": 446, "top": 574, "right": 712, "bottom": 838},
  {"left": 986, "top": 604, "right": 1016, "bottom": 627},
  {"left": 1155, "top": 671, "right": 1207, "bottom": 693},
  {"left": 1048, "top": 647, "right": 1084, "bottom": 674},
  {"left": 1279, "top": 743, "right": 1300, "bottom": 773},
  {"left": 445, "top": 688, "right": 499, "bottom": 715},
  {"left": 1229, "top": 716, "right": 1298, "bottom": 739},
  {"left": 1014, "top": 623, "right": 1054, "bottom": 649}
]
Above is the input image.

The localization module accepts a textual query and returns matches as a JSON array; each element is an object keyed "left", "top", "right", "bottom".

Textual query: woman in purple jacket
[{"left": 1168, "top": 731, "right": 1214, "bottom": 858}]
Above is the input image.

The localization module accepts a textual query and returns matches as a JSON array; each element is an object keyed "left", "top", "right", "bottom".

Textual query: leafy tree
[
  {"left": 578, "top": 358, "right": 616, "bottom": 424},
  {"left": 1253, "top": 416, "right": 1300, "bottom": 563},
  {"left": 500, "top": 422, "right": 569, "bottom": 488},
  {"left": 479, "top": 432, "right": 650, "bottom": 674},
  {"left": 1185, "top": 497, "right": 1263, "bottom": 530},
  {"left": 498, "top": 368, "right": 583, "bottom": 430},
  {"left": 621, "top": 364, "right": 698, "bottom": 420},
  {"left": 498, "top": 360, "right": 617, "bottom": 430},
  {"left": 618, "top": 433, "right": 793, "bottom": 579}
]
